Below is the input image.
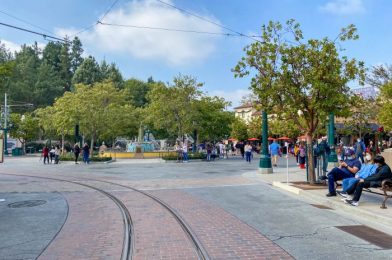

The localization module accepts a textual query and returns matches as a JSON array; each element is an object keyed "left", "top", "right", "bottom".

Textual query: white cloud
[
  {"left": 1, "top": 39, "right": 47, "bottom": 54},
  {"left": 56, "top": 0, "right": 223, "bottom": 66},
  {"left": 1, "top": 39, "right": 21, "bottom": 53},
  {"left": 319, "top": 0, "right": 365, "bottom": 15},
  {"left": 209, "top": 88, "right": 251, "bottom": 109}
]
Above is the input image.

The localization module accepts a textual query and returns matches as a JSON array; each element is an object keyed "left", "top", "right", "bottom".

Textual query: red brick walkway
[
  {"left": 152, "top": 190, "right": 293, "bottom": 260},
  {"left": 112, "top": 190, "right": 198, "bottom": 260},
  {"left": 39, "top": 191, "right": 124, "bottom": 260}
]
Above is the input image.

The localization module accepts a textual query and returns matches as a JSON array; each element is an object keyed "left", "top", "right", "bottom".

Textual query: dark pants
[
  {"left": 327, "top": 168, "right": 354, "bottom": 193},
  {"left": 43, "top": 155, "right": 49, "bottom": 164},
  {"left": 83, "top": 153, "right": 90, "bottom": 164},
  {"left": 356, "top": 153, "right": 364, "bottom": 163},
  {"left": 74, "top": 153, "right": 79, "bottom": 163},
  {"left": 245, "top": 151, "right": 252, "bottom": 162},
  {"left": 352, "top": 181, "right": 380, "bottom": 202}
]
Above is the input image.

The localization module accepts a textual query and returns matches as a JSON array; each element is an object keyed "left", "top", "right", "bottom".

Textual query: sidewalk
[{"left": 243, "top": 158, "right": 392, "bottom": 234}]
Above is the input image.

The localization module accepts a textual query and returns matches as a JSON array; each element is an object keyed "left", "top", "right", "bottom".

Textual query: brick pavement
[
  {"left": 152, "top": 189, "right": 293, "bottom": 260},
  {"left": 112, "top": 190, "right": 198, "bottom": 260},
  {"left": 38, "top": 191, "right": 123, "bottom": 260}
]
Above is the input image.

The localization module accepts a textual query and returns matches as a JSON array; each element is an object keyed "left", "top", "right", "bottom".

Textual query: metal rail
[
  {"left": 84, "top": 178, "right": 210, "bottom": 260},
  {"left": 1, "top": 174, "right": 133, "bottom": 260}
]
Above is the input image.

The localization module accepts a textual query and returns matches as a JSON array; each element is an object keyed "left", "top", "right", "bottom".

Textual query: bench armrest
[{"left": 381, "top": 179, "right": 392, "bottom": 191}]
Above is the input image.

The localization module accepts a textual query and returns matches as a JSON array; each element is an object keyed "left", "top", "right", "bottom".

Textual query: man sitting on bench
[
  {"left": 321, "top": 148, "right": 361, "bottom": 197},
  {"left": 344, "top": 155, "right": 392, "bottom": 206}
]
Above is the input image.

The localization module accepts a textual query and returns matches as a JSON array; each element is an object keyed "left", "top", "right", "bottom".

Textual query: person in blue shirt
[
  {"left": 269, "top": 140, "right": 280, "bottom": 167},
  {"left": 354, "top": 138, "right": 366, "bottom": 163},
  {"left": 322, "top": 148, "right": 361, "bottom": 197},
  {"left": 337, "top": 153, "right": 377, "bottom": 198}
]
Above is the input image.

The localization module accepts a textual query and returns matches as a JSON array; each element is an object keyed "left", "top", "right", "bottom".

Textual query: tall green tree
[
  {"left": 72, "top": 56, "right": 102, "bottom": 86},
  {"left": 123, "top": 78, "right": 152, "bottom": 107},
  {"left": 230, "top": 118, "right": 249, "bottom": 141},
  {"left": 9, "top": 113, "right": 39, "bottom": 152},
  {"left": 70, "top": 37, "right": 84, "bottom": 74},
  {"left": 146, "top": 75, "right": 203, "bottom": 139},
  {"left": 233, "top": 20, "right": 365, "bottom": 183}
]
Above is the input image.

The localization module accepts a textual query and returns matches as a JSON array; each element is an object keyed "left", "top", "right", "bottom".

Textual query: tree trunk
[
  {"left": 90, "top": 134, "right": 95, "bottom": 157},
  {"left": 61, "top": 134, "right": 65, "bottom": 155},
  {"left": 306, "top": 134, "right": 316, "bottom": 184}
]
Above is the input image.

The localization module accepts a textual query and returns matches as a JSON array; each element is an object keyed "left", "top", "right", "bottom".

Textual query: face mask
[{"left": 347, "top": 156, "right": 353, "bottom": 160}]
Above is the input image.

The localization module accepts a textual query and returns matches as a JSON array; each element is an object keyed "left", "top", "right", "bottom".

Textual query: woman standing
[
  {"left": 245, "top": 142, "right": 253, "bottom": 163},
  {"left": 299, "top": 144, "right": 306, "bottom": 169},
  {"left": 74, "top": 143, "right": 81, "bottom": 164}
]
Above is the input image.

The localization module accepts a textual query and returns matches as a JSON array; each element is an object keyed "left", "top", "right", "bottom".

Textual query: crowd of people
[{"left": 41, "top": 143, "right": 92, "bottom": 165}]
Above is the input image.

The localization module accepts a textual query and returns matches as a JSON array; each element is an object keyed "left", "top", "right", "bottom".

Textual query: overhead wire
[
  {"left": 98, "top": 21, "right": 242, "bottom": 37},
  {"left": 155, "top": 0, "right": 263, "bottom": 43},
  {"left": 0, "top": 9, "right": 53, "bottom": 35},
  {"left": 70, "top": 0, "right": 120, "bottom": 38},
  {"left": 0, "top": 21, "right": 67, "bottom": 42}
]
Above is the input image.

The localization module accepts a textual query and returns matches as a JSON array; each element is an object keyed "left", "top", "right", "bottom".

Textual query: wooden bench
[{"left": 363, "top": 179, "right": 392, "bottom": 209}]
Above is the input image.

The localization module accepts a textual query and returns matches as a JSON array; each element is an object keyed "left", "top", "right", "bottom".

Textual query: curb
[{"left": 272, "top": 181, "right": 392, "bottom": 229}]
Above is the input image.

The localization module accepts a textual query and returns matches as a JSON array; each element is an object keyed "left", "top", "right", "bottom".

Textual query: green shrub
[
  {"left": 162, "top": 152, "right": 206, "bottom": 161},
  {"left": 60, "top": 153, "right": 112, "bottom": 162}
]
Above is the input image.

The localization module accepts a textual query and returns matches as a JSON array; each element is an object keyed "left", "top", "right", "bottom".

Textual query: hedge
[{"left": 162, "top": 152, "right": 206, "bottom": 161}]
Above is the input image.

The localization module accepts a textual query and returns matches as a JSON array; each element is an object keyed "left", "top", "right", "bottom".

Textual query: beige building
[{"left": 233, "top": 103, "right": 259, "bottom": 124}]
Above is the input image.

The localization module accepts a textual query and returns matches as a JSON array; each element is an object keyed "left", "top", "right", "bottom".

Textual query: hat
[{"left": 344, "top": 148, "right": 355, "bottom": 156}]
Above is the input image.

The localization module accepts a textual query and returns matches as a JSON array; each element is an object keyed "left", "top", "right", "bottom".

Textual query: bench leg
[{"left": 381, "top": 189, "right": 390, "bottom": 209}]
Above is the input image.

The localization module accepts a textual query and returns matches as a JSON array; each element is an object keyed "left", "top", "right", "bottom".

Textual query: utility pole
[{"left": 3, "top": 93, "right": 8, "bottom": 155}]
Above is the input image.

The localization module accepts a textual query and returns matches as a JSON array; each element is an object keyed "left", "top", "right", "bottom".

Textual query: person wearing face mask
[
  {"left": 344, "top": 155, "right": 392, "bottom": 206},
  {"left": 354, "top": 138, "right": 366, "bottom": 163},
  {"left": 321, "top": 148, "right": 361, "bottom": 197},
  {"left": 337, "top": 153, "right": 377, "bottom": 199}
]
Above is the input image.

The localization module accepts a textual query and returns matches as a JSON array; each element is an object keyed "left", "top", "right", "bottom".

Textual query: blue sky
[{"left": 1, "top": 0, "right": 391, "bottom": 107}]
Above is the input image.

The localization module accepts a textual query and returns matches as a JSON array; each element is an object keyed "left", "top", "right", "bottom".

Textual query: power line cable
[
  {"left": 0, "top": 9, "right": 53, "bottom": 34},
  {"left": 100, "top": 0, "right": 121, "bottom": 22},
  {"left": 98, "top": 21, "right": 241, "bottom": 36},
  {"left": 70, "top": 0, "right": 120, "bottom": 38},
  {"left": 0, "top": 21, "right": 67, "bottom": 42},
  {"left": 155, "top": 0, "right": 262, "bottom": 43}
]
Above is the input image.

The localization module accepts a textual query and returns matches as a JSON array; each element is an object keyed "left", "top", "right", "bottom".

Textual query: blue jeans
[
  {"left": 321, "top": 152, "right": 328, "bottom": 172},
  {"left": 356, "top": 153, "right": 364, "bottom": 163},
  {"left": 245, "top": 151, "right": 252, "bottom": 162},
  {"left": 183, "top": 152, "right": 188, "bottom": 161},
  {"left": 342, "top": 177, "right": 359, "bottom": 193},
  {"left": 327, "top": 168, "right": 354, "bottom": 193},
  {"left": 83, "top": 154, "right": 90, "bottom": 164}
]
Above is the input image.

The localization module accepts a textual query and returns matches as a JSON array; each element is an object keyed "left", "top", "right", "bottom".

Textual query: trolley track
[
  {"left": 1, "top": 173, "right": 133, "bottom": 260},
  {"left": 2, "top": 173, "right": 210, "bottom": 260}
]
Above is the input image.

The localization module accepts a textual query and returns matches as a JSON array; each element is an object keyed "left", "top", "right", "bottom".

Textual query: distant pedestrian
[
  {"left": 206, "top": 143, "right": 212, "bottom": 161},
  {"left": 182, "top": 142, "right": 189, "bottom": 162},
  {"left": 54, "top": 146, "right": 60, "bottom": 164},
  {"left": 299, "top": 144, "right": 306, "bottom": 169},
  {"left": 42, "top": 146, "right": 49, "bottom": 164},
  {"left": 239, "top": 141, "right": 245, "bottom": 159},
  {"left": 82, "top": 143, "right": 90, "bottom": 164},
  {"left": 269, "top": 140, "right": 280, "bottom": 167},
  {"left": 74, "top": 143, "right": 81, "bottom": 164},
  {"left": 175, "top": 142, "right": 183, "bottom": 163},
  {"left": 354, "top": 138, "right": 366, "bottom": 163},
  {"left": 245, "top": 142, "right": 252, "bottom": 163},
  {"left": 49, "top": 146, "right": 55, "bottom": 164}
]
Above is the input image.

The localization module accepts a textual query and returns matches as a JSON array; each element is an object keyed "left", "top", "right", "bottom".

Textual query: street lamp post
[
  {"left": 328, "top": 113, "right": 338, "bottom": 165},
  {"left": 259, "top": 111, "right": 273, "bottom": 173}
]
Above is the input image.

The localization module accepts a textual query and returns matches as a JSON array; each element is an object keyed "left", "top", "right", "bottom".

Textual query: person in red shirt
[{"left": 42, "top": 146, "right": 49, "bottom": 164}]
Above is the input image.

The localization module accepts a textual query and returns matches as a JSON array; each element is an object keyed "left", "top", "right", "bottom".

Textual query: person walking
[
  {"left": 182, "top": 142, "right": 189, "bottom": 162},
  {"left": 245, "top": 142, "right": 252, "bottom": 163},
  {"left": 82, "top": 143, "right": 90, "bottom": 164},
  {"left": 49, "top": 146, "right": 55, "bottom": 164},
  {"left": 206, "top": 143, "right": 212, "bottom": 161},
  {"left": 54, "top": 146, "right": 61, "bottom": 164},
  {"left": 294, "top": 144, "right": 300, "bottom": 165},
  {"left": 319, "top": 136, "right": 330, "bottom": 174},
  {"left": 42, "top": 146, "right": 49, "bottom": 164},
  {"left": 354, "top": 138, "right": 366, "bottom": 163},
  {"left": 269, "top": 140, "right": 280, "bottom": 167},
  {"left": 299, "top": 144, "right": 306, "bottom": 169},
  {"left": 74, "top": 143, "right": 81, "bottom": 164}
]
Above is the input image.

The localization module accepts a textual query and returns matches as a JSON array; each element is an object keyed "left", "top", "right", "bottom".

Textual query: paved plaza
[{"left": 1, "top": 155, "right": 392, "bottom": 259}]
